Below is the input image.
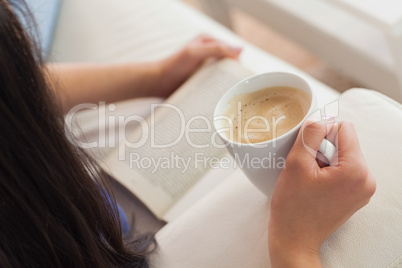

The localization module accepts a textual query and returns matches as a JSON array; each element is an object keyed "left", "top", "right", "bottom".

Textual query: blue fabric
[
  {"left": 117, "top": 203, "right": 130, "bottom": 235},
  {"left": 14, "top": 0, "right": 62, "bottom": 59},
  {"left": 104, "top": 192, "right": 130, "bottom": 235}
]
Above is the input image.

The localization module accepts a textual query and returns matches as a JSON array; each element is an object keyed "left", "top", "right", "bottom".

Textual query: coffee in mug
[{"left": 222, "top": 86, "right": 311, "bottom": 144}]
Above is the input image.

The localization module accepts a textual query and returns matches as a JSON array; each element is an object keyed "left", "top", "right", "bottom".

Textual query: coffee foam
[{"left": 223, "top": 86, "right": 311, "bottom": 143}]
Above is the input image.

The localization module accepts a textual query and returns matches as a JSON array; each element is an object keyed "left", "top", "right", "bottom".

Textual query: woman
[
  {"left": 0, "top": 0, "right": 151, "bottom": 266},
  {"left": 0, "top": 0, "right": 241, "bottom": 267},
  {"left": 0, "top": 0, "right": 376, "bottom": 267}
]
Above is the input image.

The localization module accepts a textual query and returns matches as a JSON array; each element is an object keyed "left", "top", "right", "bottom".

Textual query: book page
[
  {"left": 162, "top": 156, "right": 238, "bottom": 222},
  {"left": 102, "top": 59, "right": 252, "bottom": 219}
]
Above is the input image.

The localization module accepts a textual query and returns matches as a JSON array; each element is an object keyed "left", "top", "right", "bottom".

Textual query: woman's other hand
[
  {"left": 268, "top": 120, "right": 376, "bottom": 267},
  {"left": 156, "top": 34, "right": 243, "bottom": 97}
]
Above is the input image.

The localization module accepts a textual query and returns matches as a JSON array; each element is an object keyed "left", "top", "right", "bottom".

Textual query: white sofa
[
  {"left": 50, "top": 0, "right": 402, "bottom": 267},
  {"left": 197, "top": 0, "right": 402, "bottom": 102}
]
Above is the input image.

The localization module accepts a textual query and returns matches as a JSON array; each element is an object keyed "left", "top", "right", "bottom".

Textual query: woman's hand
[
  {"left": 49, "top": 34, "right": 242, "bottom": 113},
  {"left": 268, "top": 119, "right": 376, "bottom": 267},
  {"left": 155, "top": 34, "right": 242, "bottom": 98}
]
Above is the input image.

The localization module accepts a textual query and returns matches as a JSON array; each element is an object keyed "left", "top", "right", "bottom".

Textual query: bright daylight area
[{"left": 1, "top": 0, "right": 402, "bottom": 267}]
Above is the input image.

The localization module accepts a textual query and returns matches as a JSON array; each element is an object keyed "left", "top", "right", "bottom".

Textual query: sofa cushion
[{"left": 50, "top": 0, "right": 339, "bottom": 105}]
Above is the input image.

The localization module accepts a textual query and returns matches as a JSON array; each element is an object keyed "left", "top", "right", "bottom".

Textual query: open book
[{"left": 101, "top": 59, "right": 253, "bottom": 222}]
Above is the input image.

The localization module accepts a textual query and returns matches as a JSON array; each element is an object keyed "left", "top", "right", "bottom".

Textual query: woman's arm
[
  {"left": 48, "top": 62, "right": 161, "bottom": 112},
  {"left": 48, "top": 34, "right": 242, "bottom": 113},
  {"left": 269, "top": 119, "right": 376, "bottom": 267}
]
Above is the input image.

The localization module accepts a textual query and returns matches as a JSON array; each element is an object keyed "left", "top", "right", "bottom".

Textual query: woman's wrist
[
  {"left": 153, "top": 51, "right": 191, "bottom": 98},
  {"left": 269, "top": 244, "right": 322, "bottom": 267},
  {"left": 268, "top": 231, "right": 322, "bottom": 268},
  {"left": 123, "top": 61, "right": 164, "bottom": 99}
]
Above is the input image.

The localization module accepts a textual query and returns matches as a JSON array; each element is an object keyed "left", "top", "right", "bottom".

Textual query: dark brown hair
[{"left": 0, "top": 1, "right": 153, "bottom": 267}]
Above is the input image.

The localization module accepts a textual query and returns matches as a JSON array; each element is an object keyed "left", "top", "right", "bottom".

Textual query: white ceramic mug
[{"left": 213, "top": 72, "right": 335, "bottom": 197}]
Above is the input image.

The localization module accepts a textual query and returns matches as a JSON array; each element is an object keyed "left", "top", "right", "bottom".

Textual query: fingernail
[
  {"left": 323, "top": 115, "right": 335, "bottom": 123},
  {"left": 231, "top": 46, "right": 243, "bottom": 53}
]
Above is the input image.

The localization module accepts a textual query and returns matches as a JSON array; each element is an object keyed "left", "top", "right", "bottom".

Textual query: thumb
[
  {"left": 190, "top": 42, "right": 242, "bottom": 60},
  {"left": 293, "top": 119, "right": 329, "bottom": 162}
]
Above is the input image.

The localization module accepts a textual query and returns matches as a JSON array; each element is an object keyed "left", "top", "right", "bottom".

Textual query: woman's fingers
[
  {"left": 289, "top": 119, "right": 330, "bottom": 166},
  {"left": 187, "top": 34, "right": 243, "bottom": 60}
]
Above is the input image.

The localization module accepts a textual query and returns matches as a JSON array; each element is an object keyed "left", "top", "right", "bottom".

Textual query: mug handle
[{"left": 319, "top": 139, "right": 336, "bottom": 164}]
